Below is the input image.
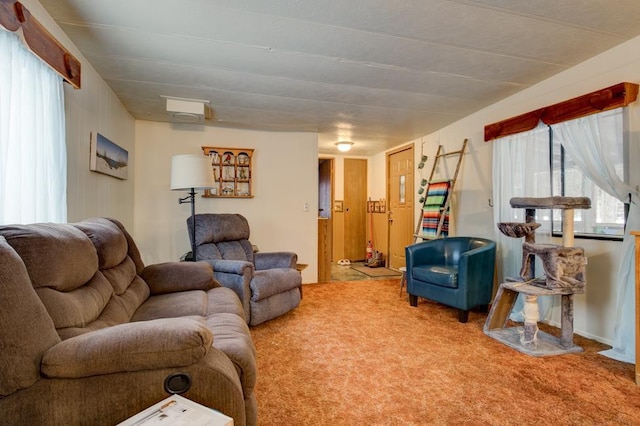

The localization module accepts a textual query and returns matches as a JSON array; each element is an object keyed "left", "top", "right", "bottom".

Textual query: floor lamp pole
[
  {"left": 189, "top": 187, "right": 197, "bottom": 261},
  {"left": 179, "top": 187, "right": 198, "bottom": 261}
]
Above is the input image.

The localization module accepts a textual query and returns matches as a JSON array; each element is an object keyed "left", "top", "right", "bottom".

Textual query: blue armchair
[{"left": 405, "top": 236, "right": 496, "bottom": 323}]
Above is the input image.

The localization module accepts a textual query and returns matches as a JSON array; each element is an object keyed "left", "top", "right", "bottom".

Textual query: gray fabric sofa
[
  {"left": 0, "top": 217, "right": 257, "bottom": 426},
  {"left": 188, "top": 213, "right": 302, "bottom": 326}
]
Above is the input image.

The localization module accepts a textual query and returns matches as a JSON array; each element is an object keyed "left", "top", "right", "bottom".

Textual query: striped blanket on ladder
[{"left": 422, "top": 180, "right": 451, "bottom": 238}]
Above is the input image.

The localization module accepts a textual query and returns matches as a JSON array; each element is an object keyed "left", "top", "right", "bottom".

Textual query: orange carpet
[
  {"left": 250, "top": 279, "right": 640, "bottom": 425},
  {"left": 350, "top": 265, "right": 402, "bottom": 277}
]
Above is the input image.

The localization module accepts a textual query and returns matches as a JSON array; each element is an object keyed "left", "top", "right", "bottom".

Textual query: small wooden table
[{"left": 296, "top": 263, "right": 308, "bottom": 299}]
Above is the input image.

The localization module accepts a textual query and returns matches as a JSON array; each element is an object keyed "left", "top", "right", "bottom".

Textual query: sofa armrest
[
  {"left": 141, "top": 261, "right": 218, "bottom": 295},
  {"left": 254, "top": 251, "right": 297, "bottom": 270},
  {"left": 41, "top": 318, "right": 212, "bottom": 379}
]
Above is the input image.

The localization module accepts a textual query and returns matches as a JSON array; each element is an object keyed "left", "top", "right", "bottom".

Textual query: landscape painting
[{"left": 90, "top": 132, "right": 128, "bottom": 180}]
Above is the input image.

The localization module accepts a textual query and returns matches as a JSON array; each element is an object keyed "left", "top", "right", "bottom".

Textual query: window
[
  {"left": 0, "top": 29, "right": 66, "bottom": 224},
  {"left": 550, "top": 109, "right": 626, "bottom": 240}
]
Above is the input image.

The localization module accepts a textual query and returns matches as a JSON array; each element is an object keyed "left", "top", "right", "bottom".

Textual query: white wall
[
  {"left": 403, "top": 35, "right": 640, "bottom": 345},
  {"left": 133, "top": 121, "right": 319, "bottom": 283},
  {"left": 368, "top": 152, "right": 387, "bottom": 200},
  {"left": 26, "top": 0, "right": 136, "bottom": 228}
]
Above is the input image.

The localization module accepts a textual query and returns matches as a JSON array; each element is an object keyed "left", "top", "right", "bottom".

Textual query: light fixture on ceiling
[
  {"left": 335, "top": 141, "right": 354, "bottom": 152},
  {"left": 170, "top": 154, "right": 215, "bottom": 261},
  {"left": 162, "top": 96, "right": 210, "bottom": 123}
]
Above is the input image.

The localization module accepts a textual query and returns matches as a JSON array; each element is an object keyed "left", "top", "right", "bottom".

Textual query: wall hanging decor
[
  {"left": 90, "top": 132, "right": 128, "bottom": 180},
  {"left": 201, "top": 146, "right": 254, "bottom": 198}
]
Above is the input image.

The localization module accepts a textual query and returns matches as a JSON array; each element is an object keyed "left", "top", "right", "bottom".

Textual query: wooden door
[
  {"left": 318, "top": 159, "right": 334, "bottom": 282},
  {"left": 344, "top": 159, "right": 367, "bottom": 261},
  {"left": 387, "top": 146, "right": 414, "bottom": 269}
]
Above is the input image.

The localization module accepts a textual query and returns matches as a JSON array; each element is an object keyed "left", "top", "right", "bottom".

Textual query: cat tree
[{"left": 484, "top": 196, "right": 590, "bottom": 356}]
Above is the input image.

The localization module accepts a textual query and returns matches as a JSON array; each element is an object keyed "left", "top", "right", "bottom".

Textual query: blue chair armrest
[{"left": 457, "top": 242, "right": 496, "bottom": 307}]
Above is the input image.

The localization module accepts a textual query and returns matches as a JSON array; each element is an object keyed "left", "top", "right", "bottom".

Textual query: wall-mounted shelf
[{"left": 201, "top": 147, "right": 254, "bottom": 198}]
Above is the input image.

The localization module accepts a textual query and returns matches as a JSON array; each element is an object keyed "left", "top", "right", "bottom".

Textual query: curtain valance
[{"left": 485, "top": 82, "right": 638, "bottom": 141}]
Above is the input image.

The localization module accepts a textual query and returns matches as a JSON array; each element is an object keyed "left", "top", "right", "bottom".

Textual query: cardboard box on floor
[{"left": 117, "top": 394, "right": 233, "bottom": 426}]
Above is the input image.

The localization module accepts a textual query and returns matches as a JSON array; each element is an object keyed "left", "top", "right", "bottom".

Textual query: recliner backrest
[{"left": 189, "top": 214, "right": 255, "bottom": 262}]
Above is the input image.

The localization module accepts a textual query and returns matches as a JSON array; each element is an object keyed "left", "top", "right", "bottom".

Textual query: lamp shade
[{"left": 170, "top": 154, "right": 215, "bottom": 190}]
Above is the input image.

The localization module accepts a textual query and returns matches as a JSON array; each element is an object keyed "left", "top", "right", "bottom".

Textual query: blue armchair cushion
[{"left": 413, "top": 265, "right": 458, "bottom": 288}]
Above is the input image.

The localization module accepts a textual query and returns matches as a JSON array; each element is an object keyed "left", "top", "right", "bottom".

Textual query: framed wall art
[{"left": 90, "top": 132, "right": 129, "bottom": 180}]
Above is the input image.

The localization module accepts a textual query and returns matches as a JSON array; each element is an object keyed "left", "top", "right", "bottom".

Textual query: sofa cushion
[
  {"left": 36, "top": 271, "right": 114, "bottom": 329},
  {"left": 42, "top": 318, "right": 212, "bottom": 378},
  {"left": 101, "top": 256, "right": 138, "bottom": 295},
  {"left": 0, "top": 236, "right": 60, "bottom": 396},
  {"left": 206, "top": 313, "right": 257, "bottom": 395},
  {"left": 73, "top": 218, "right": 128, "bottom": 269},
  {"left": 131, "top": 290, "right": 209, "bottom": 321},
  {"left": 413, "top": 265, "right": 459, "bottom": 288},
  {"left": 0, "top": 223, "right": 98, "bottom": 290},
  {"left": 56, "top": 276, "right": 150, "bottom": 340},
  {"left": 207, "top": 287, "right": 246, "bottom": 318},
  {"left": 106, "top": 218, "right": 146, "bottom": 274}
]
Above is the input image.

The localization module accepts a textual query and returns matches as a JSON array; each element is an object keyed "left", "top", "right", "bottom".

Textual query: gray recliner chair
[{"left": 187, "top": 213, "right": 302, "bottom": 326}]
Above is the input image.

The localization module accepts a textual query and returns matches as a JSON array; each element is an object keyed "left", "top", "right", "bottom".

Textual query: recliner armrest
[
  {"left": 207, "top": 259, "right": 255, "bottom": 275},
  {"left": 141, "top": 261, "right": 218, "bottom": 295},
  {"left": 41, "top": 318, "right": 213, "bottom": 379},
  {"left": 254, "top": 252, "right": 297, "bottom": 270}
]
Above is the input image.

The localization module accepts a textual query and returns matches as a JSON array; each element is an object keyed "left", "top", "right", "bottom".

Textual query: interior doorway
[
  {"left": 387, "top": 145, "right": 414, "bottom": 269},
  {"left": 318, "top": 158, "right": 334, "bottom": 282}
]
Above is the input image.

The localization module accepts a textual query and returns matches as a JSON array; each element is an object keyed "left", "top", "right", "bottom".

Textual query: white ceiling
[{"left": 40, "top": 0, "right": 640, "bottom": 156}]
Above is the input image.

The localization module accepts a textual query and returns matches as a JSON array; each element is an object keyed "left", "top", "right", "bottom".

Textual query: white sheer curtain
[
  {"left": 0, "top": 29, "right": 66, "bottom": 224},
  {"left": 492, "top": 122, "right": 553, "bottom": 321},
  {"left": 552, "top": 108, "right": 638, "bottom": 363}
]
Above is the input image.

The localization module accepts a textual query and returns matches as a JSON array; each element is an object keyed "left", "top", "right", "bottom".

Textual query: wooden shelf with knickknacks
[{"left": 201, "top": 146, "right": 254, "bottom": 198}]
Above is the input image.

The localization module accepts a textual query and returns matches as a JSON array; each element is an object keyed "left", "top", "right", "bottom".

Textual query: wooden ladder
[{"left": 413, "top": 138, "right": 467, "bottom": 242}]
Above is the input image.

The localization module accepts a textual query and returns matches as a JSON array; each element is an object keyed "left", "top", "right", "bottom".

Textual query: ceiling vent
[{"left": 163, "top": 96, "right": 210, "bottom": 123}]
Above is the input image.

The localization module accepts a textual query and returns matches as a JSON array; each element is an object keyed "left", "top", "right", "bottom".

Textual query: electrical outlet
[{"left": 303, "top": 202, "right": 309, "bottom": 212}]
